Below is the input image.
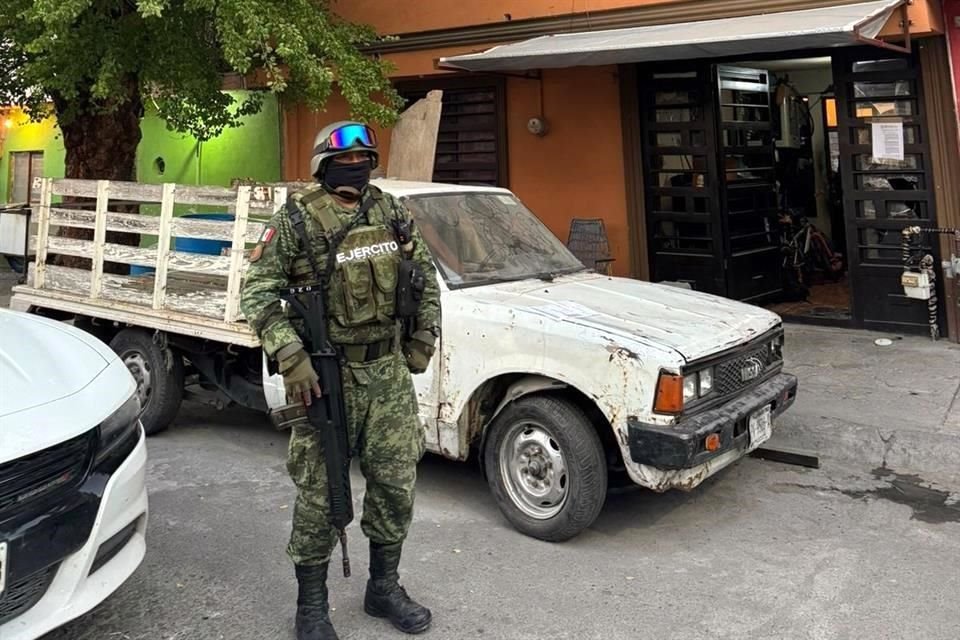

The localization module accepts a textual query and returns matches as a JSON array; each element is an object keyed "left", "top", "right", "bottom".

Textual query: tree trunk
[{"left": 51, "top": 81, "right": 143, "bottom": 272}]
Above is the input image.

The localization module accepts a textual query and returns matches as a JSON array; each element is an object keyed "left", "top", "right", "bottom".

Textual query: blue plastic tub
[{"left": 175, "top": 213, "right": 235, "bottom": 255}]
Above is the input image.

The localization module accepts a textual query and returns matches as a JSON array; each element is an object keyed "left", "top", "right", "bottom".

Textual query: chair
[{"left": 566, "top": 218, "right": 614, "bottom": 275}]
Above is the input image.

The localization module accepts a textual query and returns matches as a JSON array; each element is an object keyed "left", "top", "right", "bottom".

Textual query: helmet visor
[{"left": 320, "top": 123, "right": 377, "bottom": 153}]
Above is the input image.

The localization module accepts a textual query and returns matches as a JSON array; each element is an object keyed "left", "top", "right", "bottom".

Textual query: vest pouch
[
  {"left": 370, "top": 253, "right": 399, "bottom": 319},
  {"left": 335, "top": 258, "right": 377, "bottom": 326}
]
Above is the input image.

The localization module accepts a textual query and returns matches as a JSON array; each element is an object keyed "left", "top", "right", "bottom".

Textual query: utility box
[{"left": 901, "top": 270, "right": 933, "bottom": 300}]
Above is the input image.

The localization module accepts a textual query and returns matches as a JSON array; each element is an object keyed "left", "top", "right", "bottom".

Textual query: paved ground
[
  {"left": 6, "top": 259, "right": 959, "bottom": 638},
  {"left": 42, "top": 403, "right": 960, "bottom": 640}
]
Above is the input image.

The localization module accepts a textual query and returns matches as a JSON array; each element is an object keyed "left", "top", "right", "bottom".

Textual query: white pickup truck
[{"left": 10, "top": 177, "right": 797, "bottom": 541}]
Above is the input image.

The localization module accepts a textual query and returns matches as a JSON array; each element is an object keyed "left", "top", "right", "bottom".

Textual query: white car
[{"left": 0, "top": 308, "right": 148, "bottom": 639}]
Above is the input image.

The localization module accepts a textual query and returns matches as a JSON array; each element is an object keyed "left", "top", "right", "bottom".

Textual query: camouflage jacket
[{"left": 239, "top": 183, "right": 441, "bottom": 357}]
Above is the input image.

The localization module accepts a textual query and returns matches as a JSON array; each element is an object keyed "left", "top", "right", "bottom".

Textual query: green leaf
[{"left": 1, "top": 0, "right": 402, "bottom": 138}]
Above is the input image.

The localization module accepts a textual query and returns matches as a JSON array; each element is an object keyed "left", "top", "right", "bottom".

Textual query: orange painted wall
[
  {"left": 332, "top": 0, "right": 944, "bottom": 37},
  {"left": 282, "top": 65, "right": 632, "bottom": 277},
  {"left": 330, "top": 0, "right": 668, "bottom": 35},
  {"left": 504, "top": 67, "right": 630, "bottom": 276}
]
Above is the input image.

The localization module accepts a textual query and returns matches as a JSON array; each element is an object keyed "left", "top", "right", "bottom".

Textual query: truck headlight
[
  {"left": 683, "top": 376, "right": 698, "bottom": 403},
  {"left": 94, "top": 393, "right": 141, "bottom": 468},
  {"left": 699, "top": 367, "right": 714, "bottom": 395},
  {"left": 655, "top": 367, "right": 717, "bottom": 415}
]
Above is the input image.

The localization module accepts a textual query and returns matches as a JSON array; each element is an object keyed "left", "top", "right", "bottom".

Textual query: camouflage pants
[{"left": 285, "top": 350, "right": 426, "bottom": 566}]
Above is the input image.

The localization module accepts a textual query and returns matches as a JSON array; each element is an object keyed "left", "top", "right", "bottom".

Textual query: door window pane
[
  {"left": 852, "top": 59, "right": 909, "bottom": 73},
  {"left": 854, "top": 154, "right": 920, "bottom": 171},
  {"left": 9, "top": 151, "right": 43, "bottom": 203},
  {"left": 655, "top": 90, "right": 699, "bottom": 105}
]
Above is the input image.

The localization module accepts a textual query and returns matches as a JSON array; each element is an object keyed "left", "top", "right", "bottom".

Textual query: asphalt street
[{"left": 42, "top": 402, "right": 960, "bottom": 640}]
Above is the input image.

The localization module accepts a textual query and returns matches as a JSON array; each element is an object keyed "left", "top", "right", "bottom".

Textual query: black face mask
[{"left": 323, "top": 159, "right": 371, "bottom": 194}]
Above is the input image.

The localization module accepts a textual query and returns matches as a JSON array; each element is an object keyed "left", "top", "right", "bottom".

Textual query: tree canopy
[{"left": 0, "top": 0, "right": 404, "bottom": 141}]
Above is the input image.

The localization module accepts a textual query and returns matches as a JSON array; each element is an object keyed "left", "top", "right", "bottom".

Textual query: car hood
[
  {"left": 0, "top": 309, "right": 114, "bottom": 417},
  {"left": 463, "top": 273, "right": 781, "bottom": 362}
]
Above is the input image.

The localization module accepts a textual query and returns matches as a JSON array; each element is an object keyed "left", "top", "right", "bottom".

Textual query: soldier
[{"left": 240, "top": 121, "right": 441, "bottom": 640}]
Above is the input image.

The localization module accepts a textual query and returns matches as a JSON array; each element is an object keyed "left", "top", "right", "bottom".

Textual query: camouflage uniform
[{"left": 239, "top": 182, "right": 440, "bottom": 566}]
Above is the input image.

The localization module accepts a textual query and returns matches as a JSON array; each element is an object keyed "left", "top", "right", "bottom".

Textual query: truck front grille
[{"left": 713, "top": 341, "right": 781, "bottom": 397}]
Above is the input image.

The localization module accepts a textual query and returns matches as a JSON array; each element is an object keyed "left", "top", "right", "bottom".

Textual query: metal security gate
[
  {"left": 638, "top": 64, "right": 725, "bottom": 294},
  {"left": 638, "top": 63, "right": 781, "bottom": 301},
  {"left": 832, "top": 47, "right": 942, "bottom": 333},
  {"left": 715, "top": 65, "right": 782, "bottom": 302}
]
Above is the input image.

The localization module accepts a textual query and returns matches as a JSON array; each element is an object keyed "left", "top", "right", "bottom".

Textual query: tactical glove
[
  {"left": 276, "top": 343, "right": 322, "bottom": 406},
  {"left": 402, "top": 329, "right": 437, "bottom": 374}
]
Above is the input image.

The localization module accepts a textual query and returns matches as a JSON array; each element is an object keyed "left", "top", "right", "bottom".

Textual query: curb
[{"left": 770, "top": 413, "right": 960, "bottom": 479}]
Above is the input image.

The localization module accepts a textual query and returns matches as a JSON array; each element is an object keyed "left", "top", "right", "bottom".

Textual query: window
[
  {"left": 396, "top": 76, "right": 507, "bottom": 187},
  {"left": 8, "top": 151, "right": 43, "bottom": 203}
]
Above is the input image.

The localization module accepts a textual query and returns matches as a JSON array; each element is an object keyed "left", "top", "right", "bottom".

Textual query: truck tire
[
  {"left": 483, "top": 395, "right": 607, "bottom": 542},
  {"left": 109, "top": 329, "right": 184, "bottom": 436}
]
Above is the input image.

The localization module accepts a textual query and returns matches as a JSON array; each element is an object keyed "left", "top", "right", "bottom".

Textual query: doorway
[
  {"left": 636, "top": 46, "right": 941, "bottom": 334},
  {"left": 736, "top": 55, "right": 851, "bottom": 324}
]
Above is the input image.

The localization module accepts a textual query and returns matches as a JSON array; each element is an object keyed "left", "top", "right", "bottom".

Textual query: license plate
[
  {"left": 0, "top": 541, "right": 7, "bottom": 596},
  {"left": 748, "top": 405, "right": 773, "bottom": 451}
]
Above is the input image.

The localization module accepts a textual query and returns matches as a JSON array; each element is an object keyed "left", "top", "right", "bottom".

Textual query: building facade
[{"left": 283, "top": 0, "right": 960, "bottom": 341}]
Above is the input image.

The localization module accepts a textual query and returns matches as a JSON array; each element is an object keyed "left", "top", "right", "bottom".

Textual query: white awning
[{"left": 438, "top": 1, "right": 906, "bottom": 72}]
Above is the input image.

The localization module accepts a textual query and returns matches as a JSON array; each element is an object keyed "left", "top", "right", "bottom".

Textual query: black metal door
[
  {"left": 638, "top": 65, "right": 726, "bottom": 295},
  {"left": 713, "top": 65, "right": 783, "bottom": 303},
  {"left": 832, "top": 48, "right": 940, "bottom": 332}
]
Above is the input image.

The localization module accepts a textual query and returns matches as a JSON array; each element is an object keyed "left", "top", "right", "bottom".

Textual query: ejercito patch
[{"left": 249, "top": 243, "right": 264, "bottom": 262}]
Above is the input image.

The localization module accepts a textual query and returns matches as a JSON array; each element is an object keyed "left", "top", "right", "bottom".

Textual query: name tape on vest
[{"left": 337, "top": 241, "right": 399, "bottom": 264}]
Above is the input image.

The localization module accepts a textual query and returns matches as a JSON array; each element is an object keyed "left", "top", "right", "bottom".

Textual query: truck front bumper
[{"left": 627, "top": 373, "right": 798, "bottom": 473}]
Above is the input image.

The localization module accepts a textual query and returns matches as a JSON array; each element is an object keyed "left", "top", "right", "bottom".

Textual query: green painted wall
[
  {"left": 0, "top": 114, "right": 66, "bottom": 204},
  {"left": 1, "top": 91, "right": 281, "bottom": 205},
  {"left": 136, "top": 91, "right": 282, "bottom": 188}
]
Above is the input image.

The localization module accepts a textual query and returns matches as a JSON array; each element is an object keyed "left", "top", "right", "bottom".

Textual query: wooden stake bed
[{"left": 9, "top": 178, "right": 303, "bottom": 348}]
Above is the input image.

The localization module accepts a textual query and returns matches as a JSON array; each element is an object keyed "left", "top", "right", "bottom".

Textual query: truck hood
[
  {"left": 0, "top": 309, "right": 113, "bottom": 417},
  {"left": 465, "top": 273, "right": 781, "bottom": 362}
]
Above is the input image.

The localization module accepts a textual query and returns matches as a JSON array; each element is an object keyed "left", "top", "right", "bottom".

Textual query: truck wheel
[
  {"left": 483, "top": 396, "right": 607, "bottom": 542},
  {"left": 109, "top": 329, "right": 184, "bottom": 436}
]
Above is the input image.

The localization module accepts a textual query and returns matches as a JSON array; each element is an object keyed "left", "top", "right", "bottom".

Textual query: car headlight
[{"left": 94, "top": 392, "right": 141, "bottom": 468}]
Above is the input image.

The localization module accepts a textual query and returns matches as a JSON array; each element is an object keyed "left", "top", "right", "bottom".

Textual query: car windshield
[{"left": 404, "top": 191, "right": 586, "bottom": 287}]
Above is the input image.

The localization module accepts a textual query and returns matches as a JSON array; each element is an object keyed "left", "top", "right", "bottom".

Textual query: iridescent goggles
[{"left": 315, "top": 123, "right": 378, "bottom": 154}]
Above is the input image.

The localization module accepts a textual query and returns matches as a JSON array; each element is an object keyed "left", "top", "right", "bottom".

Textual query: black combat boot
[
  {"left": 294, "top": 563, "right": 339, "bottom": 640},
  {"left": 363, "top": 542, "right": 432, "bottom": 634}
]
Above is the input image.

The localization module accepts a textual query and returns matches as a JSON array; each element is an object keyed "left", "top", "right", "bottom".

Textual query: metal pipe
[{"left": 902, "top": 226, "right": 960, "bottom": 341}]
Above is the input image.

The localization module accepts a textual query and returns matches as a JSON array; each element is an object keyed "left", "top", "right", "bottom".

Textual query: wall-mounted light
[
  {"left": 527, "top": 116, "right": 549, "bottom": 137},
  {"left": 3, "top": 118, "right": 13, "bottom": 129}
]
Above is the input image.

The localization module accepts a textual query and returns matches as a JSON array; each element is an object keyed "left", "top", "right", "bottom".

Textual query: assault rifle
[{"left": 279, "top": 283, "right": 354, "bottom": 578}]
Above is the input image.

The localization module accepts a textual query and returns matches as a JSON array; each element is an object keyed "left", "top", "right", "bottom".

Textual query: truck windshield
[{"left": 404, "top": 192, "right": 586, "bottom": 287}]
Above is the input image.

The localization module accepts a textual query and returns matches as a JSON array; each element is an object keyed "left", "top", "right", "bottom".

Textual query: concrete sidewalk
[{"left": 771, "top": 324, "right": 960, "bottom": 479}]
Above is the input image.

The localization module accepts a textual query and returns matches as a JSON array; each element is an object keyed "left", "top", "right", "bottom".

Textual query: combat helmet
[{"left": 309, "top": 120, "right": 380, "bottom": 180}]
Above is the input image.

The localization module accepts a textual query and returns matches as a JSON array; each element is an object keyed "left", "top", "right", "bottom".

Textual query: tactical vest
[{"left": 289, "top": 186, "right": 402, "bottom": 343}]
